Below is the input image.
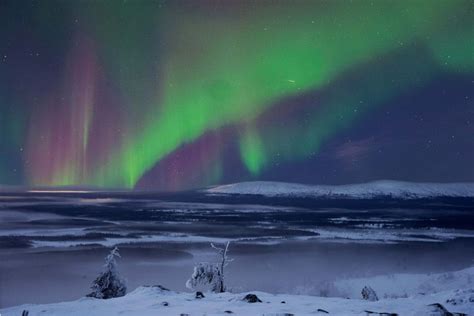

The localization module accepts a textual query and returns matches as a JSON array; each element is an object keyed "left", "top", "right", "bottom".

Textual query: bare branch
[{"left": 210, "top": 243, "right": 224, "bottom": 252}]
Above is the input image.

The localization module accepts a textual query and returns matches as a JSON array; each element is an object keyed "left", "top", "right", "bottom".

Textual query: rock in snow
[
  {"left": 242, "top": 293, "right": 262, "bottom": 303},
  {"left": 425, "top": 303, "right": 467, "bottom": 316}
]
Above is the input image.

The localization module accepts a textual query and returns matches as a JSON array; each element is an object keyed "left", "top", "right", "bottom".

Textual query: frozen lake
[{"left": 1, "top": 191, "right": 473, "bottom": 308}]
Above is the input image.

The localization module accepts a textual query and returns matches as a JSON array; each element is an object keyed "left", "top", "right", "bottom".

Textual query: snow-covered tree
[
  {"left": 87, "top": 247, "right": 127, "bottom": 299},
  {"left": 211, "top": 241, "right": 233, "bottom": 292},
  {"left": 361, "top": 285, "right": 378, "bottom": 301},
  {"left": 186, "top": 241, "right": 233, "bottom": 293},
  {"left": 186, "top": 262, "right": 222, "bottom": 293}
]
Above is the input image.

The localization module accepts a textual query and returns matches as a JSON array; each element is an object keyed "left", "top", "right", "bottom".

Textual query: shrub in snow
[
  {"left": 186, "top": 241, "right": 233, "bottom": 293},
  {"left": 87, "top": 247, "right": 127, "bottom": 299},
  {"left": 361, "top": 285, "right": 379, "bottom": 301}
]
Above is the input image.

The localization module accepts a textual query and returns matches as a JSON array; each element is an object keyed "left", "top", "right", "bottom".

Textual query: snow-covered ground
[
  {"left": 334, "top": 266, "right": 474, "bottom": 299},
  {"left": 1, "top": 286, "right": 471, "bottom": 316},
  {"left": 2, "top": 267, "right": 473, "bottom": 316},
  {"left": 207, "top": 180, "right": 474, "bottom": 199}
]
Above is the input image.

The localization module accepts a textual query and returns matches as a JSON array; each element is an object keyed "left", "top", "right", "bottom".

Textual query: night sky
[{"left": 0, "top": 0, "right": 473, "bottom": 191}]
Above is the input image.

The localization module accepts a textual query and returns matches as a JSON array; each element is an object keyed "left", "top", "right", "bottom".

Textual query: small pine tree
[
  {"left": 87, "top": 247, "right": 127, "bottom": 299},
  {"left": 361, "top": 285, "right": 378, "bottom": 301},
  {"left": 186, "top": 241, "right": 232, "bottom": 293}
]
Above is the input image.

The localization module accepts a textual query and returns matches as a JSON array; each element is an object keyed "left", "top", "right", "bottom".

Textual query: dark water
[{"left": 0, "top": 191, "right": 473, "bottom": 308}]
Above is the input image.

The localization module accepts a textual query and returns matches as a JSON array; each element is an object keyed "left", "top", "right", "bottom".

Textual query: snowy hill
[
  {"left": 206, "top": 180, "right": 474, "bottom": 199},
  {"left": 2, "top": 286, "right": 472, "bottom": 316},
  {"left": 2, "top": 267, "right": 473, "bottom": 316},
  {"left": 334, "top": 266, "right": 474, "bottom": 299}
]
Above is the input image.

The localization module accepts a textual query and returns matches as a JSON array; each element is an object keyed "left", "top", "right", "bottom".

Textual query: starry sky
[{"left": 0, "top": 0, "right": 473, "bottom": 191}]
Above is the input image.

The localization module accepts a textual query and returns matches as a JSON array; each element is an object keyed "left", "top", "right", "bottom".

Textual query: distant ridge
[{"left": 206, "top": 180, "right": 474, "bottom": 199}]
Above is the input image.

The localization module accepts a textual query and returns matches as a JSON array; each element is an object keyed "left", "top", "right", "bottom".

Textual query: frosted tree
[
  {"left": 361, "top": 285, "right": 379, "bottom": 301},
  {"left": 211, "top": 241, "right": 233, "bottom": 292},
  {"left": 87, "top": 247, "right": 127, "bottom": 299},
  {"left": 186, "top": 262, "right": 222, "bottom": 293},
  {"left": 186, "top": 241, "right": 232, "bottom": 293}
]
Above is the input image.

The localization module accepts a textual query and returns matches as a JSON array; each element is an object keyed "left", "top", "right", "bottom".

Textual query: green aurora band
[
  {"left": 1, "top": 0, "right": 472, "bottom": 189},
  {"left": 92, "top": 0, "right": 472, "bottom": 188}
]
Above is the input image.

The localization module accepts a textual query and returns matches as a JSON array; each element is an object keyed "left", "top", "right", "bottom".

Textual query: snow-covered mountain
[{"left": 206, "top": 180, "right": 474, "bottom": 199}]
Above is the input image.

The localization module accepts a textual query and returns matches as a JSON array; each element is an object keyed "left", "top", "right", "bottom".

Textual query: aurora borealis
[{"left": 0, "top": 0, "right": 473, "bottom": 191}]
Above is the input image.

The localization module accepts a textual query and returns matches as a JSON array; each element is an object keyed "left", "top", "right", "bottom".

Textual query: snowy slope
[
  {"left": 3, "top": 267, "right": 474, "bottom": 316},
  {"left": 207, "top": 180, "right": 474, "bottom": 199},
  {"left": 334, "top": 266, "right": 474, "bottom": 299},
  {"left": 2, "top": 286, "right": 472, "bottom": 316}
]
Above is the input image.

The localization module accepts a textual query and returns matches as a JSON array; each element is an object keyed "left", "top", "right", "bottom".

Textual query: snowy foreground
[
  {"left": 3, "top": 268, "right": 473, "bottom": 316},
  {"left": 2, "top": 287, "right": 472, "bottom": 316},
  {"left": 207, "top": 180, "right": 474, "bottom": 199}
]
